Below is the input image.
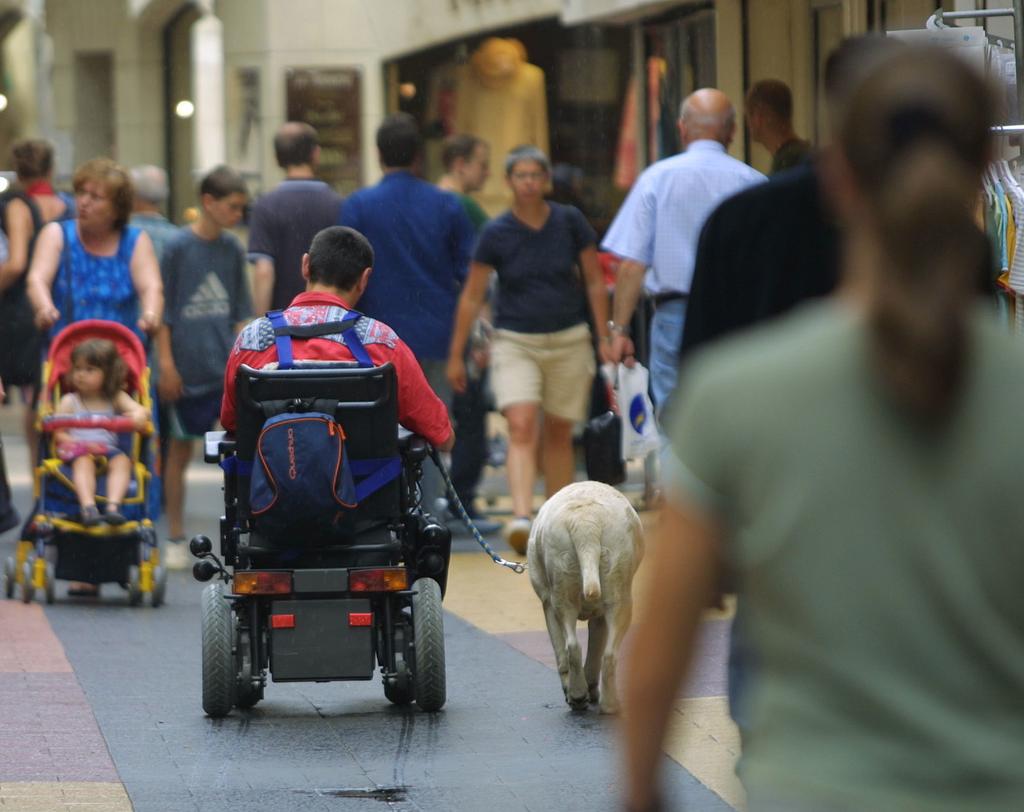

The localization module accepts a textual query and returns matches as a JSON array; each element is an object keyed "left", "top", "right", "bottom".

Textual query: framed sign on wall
[{"left": 285, "top": 67, "right": 362, "bottom": 193}]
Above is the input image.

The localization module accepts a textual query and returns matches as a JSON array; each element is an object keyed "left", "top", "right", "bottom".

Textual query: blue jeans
[{"left": 649, "top": 298, "right": 687, "bottom": 411}]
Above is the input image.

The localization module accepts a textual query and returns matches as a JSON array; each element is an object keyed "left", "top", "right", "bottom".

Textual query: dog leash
[{"left": 429, "top": 448, "right": 526, "bottom": 574}]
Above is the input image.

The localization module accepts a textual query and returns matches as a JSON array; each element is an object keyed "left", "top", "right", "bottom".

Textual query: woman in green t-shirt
[{"left": 622, "top": 48, "right": 1024, "bottom": 812}]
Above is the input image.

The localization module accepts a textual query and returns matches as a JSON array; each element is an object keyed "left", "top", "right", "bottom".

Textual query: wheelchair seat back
[{"left": 234, "top": 362, "right": 401, "bottom": 543}]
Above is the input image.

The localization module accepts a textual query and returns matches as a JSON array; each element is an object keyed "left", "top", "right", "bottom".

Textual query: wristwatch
[{"left": 607, "top": 320, "right": 630, "bottom": 337}]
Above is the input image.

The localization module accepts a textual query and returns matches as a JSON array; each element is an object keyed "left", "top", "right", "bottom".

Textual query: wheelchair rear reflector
[
  {"left": 348, "top": 568, "right": 408, "bottom": 592},
  {"left": 233, "top": 571, "right": 293, "bottom": 595},
  {"left": 271, "top": 613, "right": 295, "bottom": 629},
  {"left": 349, "top": 612, "right": 373, "bottom": 627}
]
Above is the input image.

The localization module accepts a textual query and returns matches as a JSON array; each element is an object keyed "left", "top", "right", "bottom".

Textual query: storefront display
[
  {"left": 389, "top": 19, "right": 631, "bottom": 234},
  {"left": 454, "top": 38, "right": 550, "bottom": 215},
  {"left": 386, "top": 4, "right": 716, "bottom": 234}
]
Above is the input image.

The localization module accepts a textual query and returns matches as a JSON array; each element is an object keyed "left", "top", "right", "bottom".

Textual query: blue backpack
[{"left": 248, "top": 309, "right": 401, "bottom": 535}]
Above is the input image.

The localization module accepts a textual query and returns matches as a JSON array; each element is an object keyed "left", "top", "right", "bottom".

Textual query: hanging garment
[{"left": 453, "top": 38, "right": 549, "bottom": 216}]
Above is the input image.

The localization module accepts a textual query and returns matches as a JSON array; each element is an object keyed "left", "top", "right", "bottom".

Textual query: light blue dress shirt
[{"left": 602, "top": 140, "right": 766, "bottom": 295}]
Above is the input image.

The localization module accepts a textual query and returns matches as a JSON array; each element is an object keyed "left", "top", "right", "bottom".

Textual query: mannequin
[{"left": 455, "top": 38, "right": 549, "bottom": 215}]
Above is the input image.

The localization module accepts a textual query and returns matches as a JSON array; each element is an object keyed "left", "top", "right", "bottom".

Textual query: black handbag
[
  {"left": 0, "top": 191, "right": 44, "bottom": 387},
  {"left": 0, "top": 284, "right": 42, "bottom": 387},
  {"left": 583, "top": 410, "right": 626, "bottom": 486}
]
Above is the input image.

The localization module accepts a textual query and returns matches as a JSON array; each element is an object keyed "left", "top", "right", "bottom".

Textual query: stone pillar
[{"left": 192, "top": 12, "right": 225, "bottom": 173}]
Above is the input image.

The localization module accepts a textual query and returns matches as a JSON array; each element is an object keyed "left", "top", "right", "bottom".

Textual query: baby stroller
[
  {"left": 2, "top": 319, "right": 165, "bottom": 606},
  {"left": 192, "top": 356, "right": 453, "bottom": 716}
]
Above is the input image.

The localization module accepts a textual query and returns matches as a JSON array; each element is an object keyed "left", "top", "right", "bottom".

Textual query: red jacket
[{"left": 220, "top": 291, "right": 451, "bottom": 447}]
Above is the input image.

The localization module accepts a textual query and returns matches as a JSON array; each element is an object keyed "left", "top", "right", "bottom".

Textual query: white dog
[{"left": 528, "top": 481, "right": 644, "bottom": 714}]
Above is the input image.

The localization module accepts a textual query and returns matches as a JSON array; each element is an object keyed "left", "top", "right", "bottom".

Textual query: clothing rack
[
  {"left": 928, "top": 4, "right": 1024, "bottom": 123},
  {"left": 929, "top": 7, "right": 1024, "bottom": 325}
]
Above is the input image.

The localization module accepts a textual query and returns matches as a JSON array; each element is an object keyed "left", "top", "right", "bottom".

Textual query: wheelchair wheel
[
  {"left": 150, "top": 566, "right": 167, "bottom": 608},
  {"left": 3, "top": 557, "right": 14, "bottom": 599},
  {"left": 384, "top": 644, "right": 414, "bottom": 706},
  {"left": 127, "top": 565, "right": 143, "bottom": 607},
  {"left": 44, "top": 562, "right": 55, "bottom": 605},
  {"left": 411, "top": 578, "right": 446, "bottom": 712},
  {"left": 201, "top": 583, "right": 236, "bottom": 717},
  {"left": 20, "top": 561, "right": 34, "bottom": 604},
  {"left": 234, "top": 628, "right": 263, "bottom": 709}
]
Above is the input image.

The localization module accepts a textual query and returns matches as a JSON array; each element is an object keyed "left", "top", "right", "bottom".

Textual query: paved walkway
[
  {"left": 445, "top": 548, "right": 743, "bottom": 810},
  {"left": 0, "top": 401, "right": 742, "bottom": 810}
]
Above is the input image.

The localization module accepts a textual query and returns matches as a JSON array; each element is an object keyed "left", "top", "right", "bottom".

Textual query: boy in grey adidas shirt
[{"left": 156, "top": 166, "right": 252, "bottom": 567}]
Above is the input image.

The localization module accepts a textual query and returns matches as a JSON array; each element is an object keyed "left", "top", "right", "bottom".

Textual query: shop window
[
  {"left": 385, "top": 18, "right": 633, "bottom": 236},
  {"left": 812, "top": 1, "right": 844, "bottom": 144},
  {"left": 642, "top": 5, "right": 716, "bottom": 163}
]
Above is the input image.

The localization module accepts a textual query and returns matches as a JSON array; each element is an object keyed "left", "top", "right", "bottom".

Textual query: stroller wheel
[
  {"left": 150, "top": 566, "right": 167, "bottom": 608},
  {"left": 3, "top": 557, "right": 14, "bottom": 599},
  {"left": 20, "top": 561, "right": 35, "bottom": 604},
  {"left": 44, "top": 563, "right": 55, "bottom": 605},
  {"left": 127, "top": 565, "right": 143, "bottom": 607},
  {"left": 411, "top": 578, "right": 446, "bottom": 712}
]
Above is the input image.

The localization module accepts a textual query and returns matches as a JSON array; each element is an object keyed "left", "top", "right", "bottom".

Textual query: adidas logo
[{"left": 181, "top": 272, "right": 232, "bottom": 319}]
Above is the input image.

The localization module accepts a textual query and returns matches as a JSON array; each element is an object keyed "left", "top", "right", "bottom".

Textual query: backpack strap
[
  {"left": 350, "top": 457, "right": 403, "bottom": 502},
  {"left": 267, "top": 309, "right": 294, "bottom": 369},
  {"left": 266, "top": 308, "right": 374, "bottom": 369}
]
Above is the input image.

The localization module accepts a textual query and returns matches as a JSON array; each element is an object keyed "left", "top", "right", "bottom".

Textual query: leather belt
[{"left": 651, "top": 291, "right": 687, "bottom": 307}]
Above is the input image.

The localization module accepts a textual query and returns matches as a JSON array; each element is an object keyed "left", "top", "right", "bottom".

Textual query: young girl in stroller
[{"left": 54, "top": 338, "right": 147, "bottom": 526}]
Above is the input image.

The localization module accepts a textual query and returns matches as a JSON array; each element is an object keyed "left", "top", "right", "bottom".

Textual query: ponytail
[
  {"left": 869, "top": 144, "right": 987, "bottom": 419},
  {"left": 837, "top": 49, "right": 994, "bottom": 421}
]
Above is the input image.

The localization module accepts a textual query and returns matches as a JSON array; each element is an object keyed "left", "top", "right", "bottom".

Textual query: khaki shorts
[{"left": 490, "top": 323, "right": 596, "bottom": 422}]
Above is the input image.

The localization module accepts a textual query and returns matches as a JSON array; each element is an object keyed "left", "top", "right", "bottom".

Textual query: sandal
[
  {"left": 68, "top": 582, "right": 99, "bottom": 597},
  {"left": 104, "top": 504, "right": 127, "bottom": 526},
  {"left": 80, "top": 505, "right": 102, "bottom": 527}
]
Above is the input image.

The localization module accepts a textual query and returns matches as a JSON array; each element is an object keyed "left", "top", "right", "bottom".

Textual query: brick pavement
[{"left": 0, "top": 602, "right": 130, "bottom": 811}]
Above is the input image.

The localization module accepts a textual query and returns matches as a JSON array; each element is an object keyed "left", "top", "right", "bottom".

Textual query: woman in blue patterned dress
[{"left": 27, "top": 158, "right": 162, "bottom": 339}]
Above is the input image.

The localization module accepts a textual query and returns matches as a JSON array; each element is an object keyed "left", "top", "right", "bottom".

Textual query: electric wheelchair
[{"left": 193, "top": 361, "right": 452, "bottom": 716}]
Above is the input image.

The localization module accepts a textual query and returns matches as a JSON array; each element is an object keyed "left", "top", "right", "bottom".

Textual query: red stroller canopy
[{"left": 45, "top": 319, "right": 147, "bottom": 396}]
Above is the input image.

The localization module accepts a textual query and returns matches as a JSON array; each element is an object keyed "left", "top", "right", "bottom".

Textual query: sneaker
[
  {"left": 164, "top": 539, "right": 191, "bottom": 571},
  {"left": 80, "top": 505, "right": 102, "bottom": 527},
  {"left": 104, "top": 504, "right": 126, "bottom": 526},
  {"left": 504, "top": 516, "right": 531, "bottom": 556}
]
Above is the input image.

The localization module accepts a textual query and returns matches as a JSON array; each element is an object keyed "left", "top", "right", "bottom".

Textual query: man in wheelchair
[
  {"left": 219, "top": 225, "right": 454, "bottom": 451},
  {"left": 193, "top": 226, "right": 456, "bottom": 716}
]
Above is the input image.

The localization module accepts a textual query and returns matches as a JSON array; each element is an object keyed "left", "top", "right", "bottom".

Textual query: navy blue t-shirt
[
  {"left": 474, "top": 202, "right": 596, "bottom": 334},
  {"left": 248, "top": 179, "right": 343, "bottom": 311},
  {"left": 341, "top": 171, "right": 475, "bottom": 360}
]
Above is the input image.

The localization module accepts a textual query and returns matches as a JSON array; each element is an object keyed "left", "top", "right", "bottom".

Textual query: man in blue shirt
[
  {"left": 603, "top": 89, "right": 765, "bottom": 410},
  {"left": 341, "top": 113, "right": 475, "bottom": 515}
]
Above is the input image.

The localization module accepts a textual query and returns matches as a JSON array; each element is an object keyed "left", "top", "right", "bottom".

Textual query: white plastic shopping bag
[{"left": 616, "top": 362, "right": 660, "bottom": 460}]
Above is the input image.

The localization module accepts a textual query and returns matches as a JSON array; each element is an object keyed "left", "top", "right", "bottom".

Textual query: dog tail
[{"left": 575, "top": 538, "right": 602, "bottom": 603}]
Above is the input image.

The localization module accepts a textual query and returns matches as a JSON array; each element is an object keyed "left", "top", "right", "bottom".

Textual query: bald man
[
  {"left": 129, "top": 165, "right": 178, "bottom": 263},
  {"left": 603, "top": 88, "right": 766, "bottom": 410},
  {"left": 247, "top": 122, "right": 344, "bottom": 312}
]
